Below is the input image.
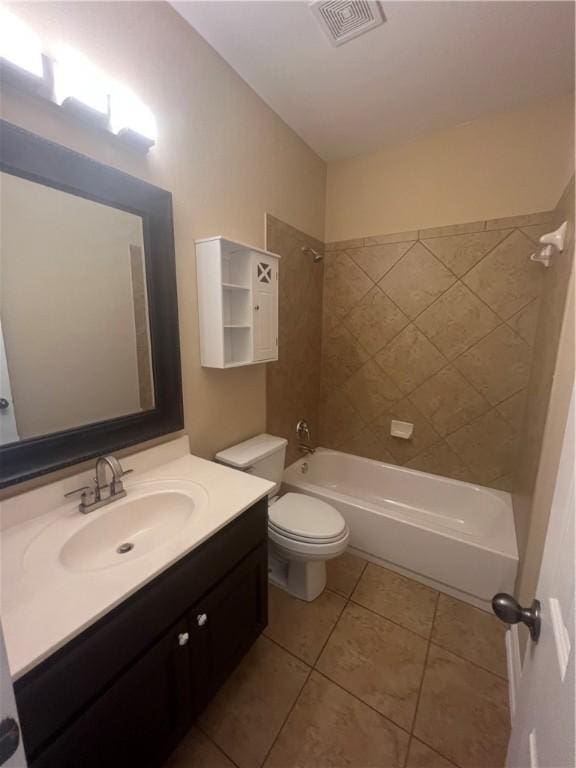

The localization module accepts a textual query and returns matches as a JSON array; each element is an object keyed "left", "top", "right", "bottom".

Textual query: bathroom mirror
[{"left": 0, "top": 121, "right": 183, "bottom": 488}]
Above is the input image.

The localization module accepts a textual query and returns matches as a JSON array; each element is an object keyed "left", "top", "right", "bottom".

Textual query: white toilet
[{"left": 216, "top": 434, "right": 349, "bottom": 601}]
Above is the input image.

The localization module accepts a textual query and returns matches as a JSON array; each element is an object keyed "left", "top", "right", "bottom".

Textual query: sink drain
[{"left": 116, "top": 542, "right": 135, "bottom": 554}]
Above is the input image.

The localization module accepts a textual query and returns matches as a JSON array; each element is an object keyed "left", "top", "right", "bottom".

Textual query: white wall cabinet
[{"left": 195, "top": 237, "right": 280, "bottom": 368}]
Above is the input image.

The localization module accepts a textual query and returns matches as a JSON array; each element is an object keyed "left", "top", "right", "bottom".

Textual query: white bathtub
[{"left": 283, "top": 449, "right": 518, "bottom": 609}]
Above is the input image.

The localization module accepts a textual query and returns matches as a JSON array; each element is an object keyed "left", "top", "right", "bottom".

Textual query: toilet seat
[{"left": 268, "top": 493, "right": 347, "bottom": 543}]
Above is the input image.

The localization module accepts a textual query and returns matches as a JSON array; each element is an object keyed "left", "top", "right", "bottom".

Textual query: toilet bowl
[
  {"left": 267, "top": 492, "right": 349, "bottom": 601},
  {"left": 215, "top": 434, "right": 349, "bottom": 601}
]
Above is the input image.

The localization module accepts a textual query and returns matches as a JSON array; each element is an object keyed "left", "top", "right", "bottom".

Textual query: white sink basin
[{"left": 24, "top": 479, "right": 209, "bottom": 574}]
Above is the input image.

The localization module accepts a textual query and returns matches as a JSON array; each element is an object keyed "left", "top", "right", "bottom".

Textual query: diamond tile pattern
[{"left": 319, "top": 212, "right": 550, "bottom": 488}]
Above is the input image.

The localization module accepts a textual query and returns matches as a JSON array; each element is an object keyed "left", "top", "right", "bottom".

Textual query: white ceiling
[{"left": 173, "top": 1, "right": 575, "bottom": 161}]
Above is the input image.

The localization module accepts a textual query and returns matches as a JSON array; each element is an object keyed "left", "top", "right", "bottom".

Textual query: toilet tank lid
[{"left": 215, "top": 434, "right": 288, "bottom": 469}]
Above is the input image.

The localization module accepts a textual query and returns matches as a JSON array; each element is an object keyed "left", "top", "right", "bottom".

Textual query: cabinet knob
[
  {"left": 178, "top": 632, "right": 190, "bottom": 646},
  {"left": 197, "top": 613, "right": 208, "bottom": 627},
  {"left": 254, "top": 305, "right": 260, "bottom": 311}
]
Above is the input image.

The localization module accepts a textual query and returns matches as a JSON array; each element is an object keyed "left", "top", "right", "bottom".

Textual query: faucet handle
[{"left": 65, "top": 485, "right": 96, "bottom": 503}]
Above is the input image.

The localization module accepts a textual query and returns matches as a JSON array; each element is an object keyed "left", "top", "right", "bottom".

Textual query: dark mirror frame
[{"left": 0, "top": 120, "right": 183, "bottom": 488}]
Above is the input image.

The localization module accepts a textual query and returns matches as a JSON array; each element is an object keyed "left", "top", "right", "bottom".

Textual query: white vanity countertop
[{"left": 1, "top": 440, "right": 273, "bottom": 680}]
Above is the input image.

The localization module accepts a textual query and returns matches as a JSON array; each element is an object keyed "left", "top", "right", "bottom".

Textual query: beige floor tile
[
  {"left": 264, "top": 671, "right": 409, "bottom": 768},
  {"left": 431, "top": 594, "right": 507, "bottom": 677},
  {"left": 352, "top": 563, "right": 438, "bottom": 638},
  {"left": 414, "top": 645, "right": 510, "bottom": 768},
  {"left": 198, "top": 635, "right": 309, "bottom": 768},
  {"left": 406, "top": 738, "right": 456, "bottom": 768},
  {"left": 326, "top": 551, "right": 367, "bottom": 597},
  {"left": 317, "top": 602, "right": 427, "bottom": 730},
  {"left": 164, "top": 727, "right": 236, "bottom": 768},
  {"left": 264, "top": 585, "right": 346, "bottom": 664}
]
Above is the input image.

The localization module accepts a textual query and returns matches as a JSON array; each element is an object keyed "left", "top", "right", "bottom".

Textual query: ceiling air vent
[{"left": 310, "top": 1, "right": 385, "bottom": 47}]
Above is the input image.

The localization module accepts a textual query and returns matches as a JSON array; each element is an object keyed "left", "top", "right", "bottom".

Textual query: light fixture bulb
[
  {"left": 53, "top": 47, "right": 109, "bottom": 115},
  {"left": 0, "top": 9, "right": 43, "bottom": 78},
  {"left": 110, "top": 83, "right": 157, "bottom": 144}
]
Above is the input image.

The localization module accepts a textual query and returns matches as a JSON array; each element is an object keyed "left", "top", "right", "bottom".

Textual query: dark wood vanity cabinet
[{"left": 15, "top": 500, "right": 268, "bottom": 768}]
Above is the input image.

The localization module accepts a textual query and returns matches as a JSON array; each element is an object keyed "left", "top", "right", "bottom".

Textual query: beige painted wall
[
  {"left": 325, "top": 97, "right": 574, "bottom": 243},
  {"left": 1, "top": 172, "right": 145, "bottom": 440},
  {"left": 0, "top": 1, "right": 326, "bottom": 492}
]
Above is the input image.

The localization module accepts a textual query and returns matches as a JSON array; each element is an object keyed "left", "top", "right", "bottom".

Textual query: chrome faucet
[
  {"left": 296, "top": 419, "right": 315, "bottom": 455},
  {"left": 65, "top": 454, "right": 132, "bottom": 514}
]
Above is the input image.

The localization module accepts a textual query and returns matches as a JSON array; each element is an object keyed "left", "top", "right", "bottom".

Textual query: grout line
[
  {"left": 195, "top": 723, "right": 242, "bottom": 768},
  {"left": 409, "top": 590, "right": 440, "bottom": 739},
  {"left": 258, "top": 663, "right": 313, "bottom": 767},
  {"left": 428, "top": 640, "right": 508, "bottom": 682}
]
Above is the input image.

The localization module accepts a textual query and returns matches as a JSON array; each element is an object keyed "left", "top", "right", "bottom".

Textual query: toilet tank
[{"left": 215, "top": 434, "right": 288, "bottom": 496}]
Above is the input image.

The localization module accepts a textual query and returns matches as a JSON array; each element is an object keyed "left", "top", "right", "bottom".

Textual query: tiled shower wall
[
  {"left": 319, "top": 211, "right": 557, "bottom": 489},
  {"left": 266, "top": 215, "right": 324, "bottom": 465},
  {"left": 512, "top": 177, "right": 575, "bottom": 552}
]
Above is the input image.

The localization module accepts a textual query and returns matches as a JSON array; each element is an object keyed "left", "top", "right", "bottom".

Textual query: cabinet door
[
  {"left": 33, "top": 619, "right": 192, "bottom": 768},
  {"left": 252, "top": 255, "right": 278, "bottom": 362},
  {"left": 189, "top": 543, "right": 268, "bottom": 714}
]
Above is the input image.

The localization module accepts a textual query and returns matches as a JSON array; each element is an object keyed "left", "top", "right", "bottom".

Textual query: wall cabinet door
[
  {"left": 32, "top": 619, "right": 192, "bottom": 768},
  {"left": 189, "top": 543, "right": 268, "bottom": 713},
  {"left": 252, "top": 255, "right": 278, "bottom": 362}
]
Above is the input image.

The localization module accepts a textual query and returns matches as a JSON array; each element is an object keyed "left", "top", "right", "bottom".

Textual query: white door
[
  {"left": 0, "top": 623, "right": 27, "bottom": 767},
  {"left": 507, "top": 386, "right": 575, "bottom": 768},
  {"left": 252, "top": 254, "right": 278, "bottom": 362},
  {"left": 0, "top": 319, "right": 19, "bottom": 445}
]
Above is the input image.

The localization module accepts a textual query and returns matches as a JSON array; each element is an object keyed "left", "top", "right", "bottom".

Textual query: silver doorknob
[
  {"left": 492, "top": 593, "right": 541, "bottom": 642},
  {"left": 178, "top": 632, "right": 189, "bottom": 646},
  {"left": 197, "top": 613, "right": 208, "bottom": 627},
  {"left": 0, "top": 398, "right": 9, "bottom": 410}
]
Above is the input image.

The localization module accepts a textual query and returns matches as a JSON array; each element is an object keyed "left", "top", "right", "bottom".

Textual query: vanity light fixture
[
  {"left": 0, "top": 8, "right": 44, "bottom": 78},
  {"left": 53, "top": 48, "right": 110, "bottom": 117},
  {"left": 0, "top": 12, "right": 157, "bottom": 151}
]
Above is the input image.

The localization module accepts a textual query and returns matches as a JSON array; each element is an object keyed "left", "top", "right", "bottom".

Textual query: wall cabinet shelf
[{"left": 196, "top": 237, "right": 280, "bottom": 368}]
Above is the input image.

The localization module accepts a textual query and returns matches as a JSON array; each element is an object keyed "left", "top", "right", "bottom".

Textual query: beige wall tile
[
  {"left": 337, "top": 425, "right": 396, "bottom": 463},
  {"left": 463, "top": 230, "right": 543, "bottom": 319},
  {"left": 348, "top": 241, "right": 413, "bottom": 282},
  {"left": 485, "top": 210, "right": 555, "bottom": 230},
  {"left": 375, "top": 325, "right": 447, "bottom": 395},
  {"left": 264, "top": 672, "right": 409, "bottom": 768},
  {"left": 409, "top": 366, "right": 490, "bottom": 437},
  {"left": 520, "top": 222, "right": 556, "bottom": 243},
  {"left": 317, "top": 602, "right": 428, "bottom": 730},
  {"left": 265, "top": 586, "right": 346, "bottom": 665},
  {"left": 432, "top": 595, "right": 507, "bottom": 677},
  {"left": 415, "top": 283, "right": 500, "bottom": 360},
  {"left": 372, "top": 399, "right": 441, "bottom": 463},
  {"left": 199, "top": 636, "right": 309, "bottom": 768},
  {"left": 319, "top": 389, "right": 365, "bottom": 447},
  {"left": 453, "top": 324, "right": 532, "bottom": 405},
  {"left": 321, "top": 318, "right": 370, "bottom": 389},
  {"left": 406, "top": 441, "right": 475, "bottom": 483},
  {"left": 266, "top": 216, "right": 324, "bottom": 466},
  {"left": 496, "top": 389, "right": 527, "bottom": 431},
  {"left": 352, "top": 563, "right": 438, "bottom": 638},
  {"left": 365, "top": 230, "right": 419, "bottom": 246},
  {"left": 344, "top": 286, "right": 409, "bottom": 354},
  {"left": 324, "top": 250, "right": 373, "bottom": 319},
  {"left": 446, "top": 409, "right": 517, "bottom": 482},
  {"left": 379, "top": 243, "right": 456, "bottom": 318},
  {"left": 406, "top": 738, "right": 456, "bottom": 768},
  {"left": 507, "top": 298, "right": 540, "bottom": 345},
  {"left": 325, "top": 237, "right": 364, "bottom": 250},
  {"left": 421, "top": 229, "right": 511, "bottom": 276},
  {"left": 418, "top": 221, "right": 485, "bottom": 238},
  {"left": 343, "top": 360, "right": 402, "bottom": 422},
  {"left": 414, "top": 645, "right": 509, "bottom": 768}
]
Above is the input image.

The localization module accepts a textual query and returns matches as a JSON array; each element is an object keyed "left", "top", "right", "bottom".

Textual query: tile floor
[{"left": 165, "top": 553, "right": 510, "bottom": 768}]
